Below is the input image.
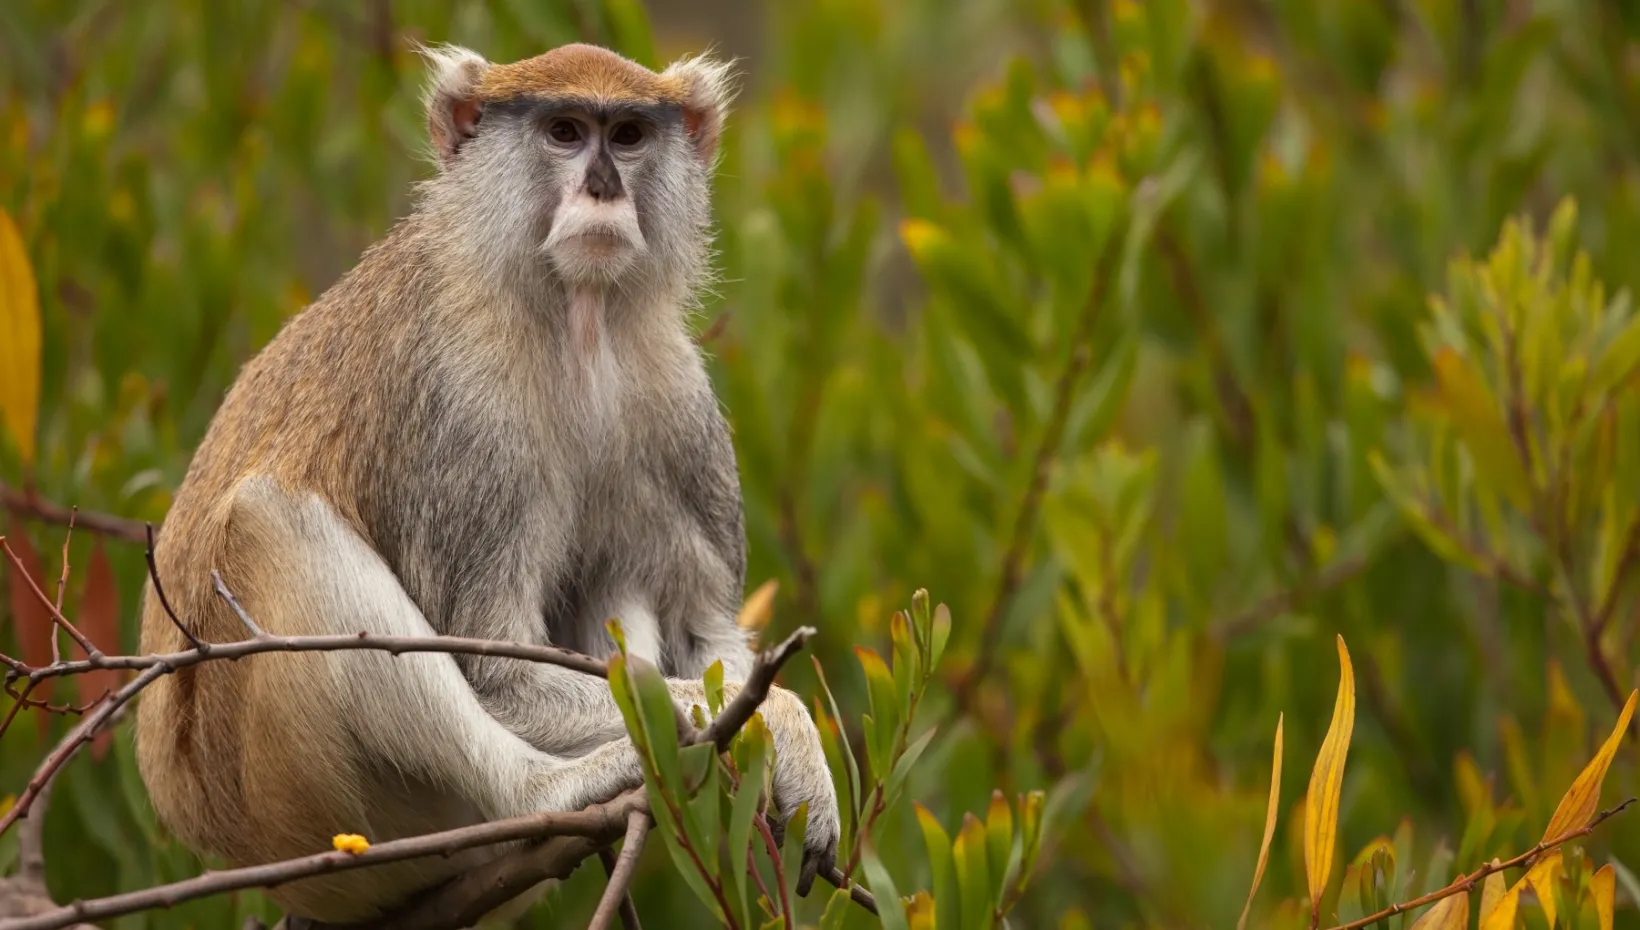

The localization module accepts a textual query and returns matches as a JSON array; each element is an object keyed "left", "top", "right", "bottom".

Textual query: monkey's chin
[{"left": 544, "top": 234, "right": 642, "bottom": 284}]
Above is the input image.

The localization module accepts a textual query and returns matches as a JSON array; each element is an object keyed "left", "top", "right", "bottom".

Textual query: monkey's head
[{"left": 417, "top": 43, "right": 735, "bottom": 292}]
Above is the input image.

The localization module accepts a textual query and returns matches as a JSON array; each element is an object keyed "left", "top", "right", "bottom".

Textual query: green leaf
[
  {"left": 915, "top": 802, "right": 957, "bottom": 930},
  {"left": 729, "top": 714, "right": 773, "bottom": 920},
  {"left": 705, "top": 659, "right": 726, "bottom": 716},
  {"left": 954, "top": 812, "right": 993, "bottom": 930},
  {"left": 812, "top": 658, "right": 863, "bottom": 837},
  {"left": 860, "top": 840, "right": 910, "bottom": 930},
  {"left": 856, "top": 646, "right": 902, "bottom": 778},
  {"left": 985, "top": 790, "right": 1015, "bottom": 905}
]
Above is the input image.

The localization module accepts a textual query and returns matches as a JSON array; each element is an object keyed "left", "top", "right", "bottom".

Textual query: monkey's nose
[{"left": 585, "top": 154, "right": 624, "bottom": 202}]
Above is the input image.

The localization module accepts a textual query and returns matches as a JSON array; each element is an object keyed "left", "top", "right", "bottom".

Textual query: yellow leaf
[
  {"left": 1479, "top": 886, "right": 1518, "bottom": 930},
  {"left": 1523, "top": 849, "right": 1563, "bottom": 927},
  {"left": 1238, "top": 712, "right": 1283, "bottom": 930},
  {"left": 0, "top": 206, "right": 41, "bottom": 467},
  {"left": 906, "top": 890, "right": 935, "bottom": 930},
  {"left": 1407, "top": 890, "right": 1469, "bottom": 930},
  {"left": 1592, "top": 863, "right": 1615, "bottom": 930},
  {"left": 0, "top": 794, "right": 13, "bottom": 817},
  {"left": 332, "top": 833, "right": 370, "bottom": 854},
  {"left": 1478, "top": 863, "right": 1506, "bottom": 921},
  {"left": 736, "top": 578, "right": 778, "bottom": 632},
  {"left": 1541, "top": 689, "right": 1637, "bottom": 844},
  {"left": 1305, "top": 635, "right": 1356, "bottom": 909}
]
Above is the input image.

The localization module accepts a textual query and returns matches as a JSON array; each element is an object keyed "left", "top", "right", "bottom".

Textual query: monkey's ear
[
  {"left": 663, "top": 53, "right": 738, "bottom": 165},
  {"left": 418, "top": 44, "right": 490, "bottom": 164}
]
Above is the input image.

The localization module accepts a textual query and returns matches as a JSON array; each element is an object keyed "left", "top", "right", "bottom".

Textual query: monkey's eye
[
  {"left": 547, "top": 119, "right": 582, "bottom": 145},
  {"left": 609, "top": 122, "right": 644, "bottom": 148}
]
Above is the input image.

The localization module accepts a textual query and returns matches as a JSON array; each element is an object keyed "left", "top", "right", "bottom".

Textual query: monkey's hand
[
  {"left": 675, "top": 681, "right": 841, "bottom": 895},
  {"left": 758, "top": 686, "right": 842, "bottom": 895}
]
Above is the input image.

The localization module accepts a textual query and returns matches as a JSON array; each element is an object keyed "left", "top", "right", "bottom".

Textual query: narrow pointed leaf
[
  {"left": 860, "top": 840, "right": 910, "bottom": 930},
  {"left": 953, "top": 812, "right": 992, "bottom": 930},
  {"left": 1541, "top": 689, "right": 1637, "bottom": 844},
  {"left": 1479, "top": 887, "right": 1518, "bottom": 930},
  {"left": 1478, "top": 863, "right": 1506, "bottom": 920},
  {"left": 1592, "top": 863, "right": 1615, "bottom": 930},
  {"left": 1238, "top": 712, "right": 1284, "bottom": 930},
  {"left": 0, "top": 207, "right": 40, "bottom": 467},
  {"left": 915, "top": 802, "right": 957, "bottom": 929},
  {"left": 1305, "top": 636, "right": 1356, "bottom": 908}
]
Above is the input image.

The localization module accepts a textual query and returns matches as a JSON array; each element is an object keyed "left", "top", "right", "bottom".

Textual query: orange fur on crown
[{"left": 478, "top": 43, "right": 685, "bottom": 105}]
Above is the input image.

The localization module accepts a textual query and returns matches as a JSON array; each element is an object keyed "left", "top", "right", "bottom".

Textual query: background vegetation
[{"left": 4, "top": 0, "right": 1640, "bottom": 927}]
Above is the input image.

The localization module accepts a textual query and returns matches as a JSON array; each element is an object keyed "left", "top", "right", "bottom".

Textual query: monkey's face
[
  {"left": 420, "top": 45, "right": 733, "bottom": 296},
  {"left": 529, "top": 103, "right": 680, "bottom": 285}
]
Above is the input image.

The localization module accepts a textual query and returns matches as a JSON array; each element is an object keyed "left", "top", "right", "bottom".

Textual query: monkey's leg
[{"left": 225, "top": 478, "right": 644, "bottom": 824}]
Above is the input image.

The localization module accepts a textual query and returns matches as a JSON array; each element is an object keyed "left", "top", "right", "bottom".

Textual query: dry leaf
[
  {"left": 4, "top": 525, "right": 55, "bottom": 721},
  {"left": 1407, "top": 889, "right": 1468, "bottom": 930},
  {"left": 1522, "top": 849, "right": 1563, "bottom": 928},
  {"left": 1478, "top": 864, "right": 1506, "bottom": 921},
  {"left": 77, "top": 539, "right": 123, "bottom": 759},
  {"left": 1541, "top": 689, "right": 1637, "bottom": 844},
  {"left": 735, "top": 578, "right": 778, "bottom": 631},
  {"left": 1238, "top": 712, "right": 1282, "bottom": 930},
  {"left": 1591, "top": 863, "right": 1614, "bottom": 930},
  {"left": 1479, "top": 886, "right": 1518, "bottom": 930},
  {"left": 0, "top": 206, "right": 41, "bottom": 467},
  {"left": 1305, "top": 635, "right": 1356, "bottom": 910}
]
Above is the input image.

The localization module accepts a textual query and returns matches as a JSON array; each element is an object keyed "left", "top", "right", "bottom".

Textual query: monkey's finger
[{"left": 797, "top": 851, "right": 821, "bottom": 897}]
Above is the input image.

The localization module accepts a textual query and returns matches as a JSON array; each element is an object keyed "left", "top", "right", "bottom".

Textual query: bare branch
[
  {"left": 1322, "top": 797, "right": 1637, "bottom": 930},
  {"left": 0, "top": 671, "right": 150, "bottom": 837},
  {"left": 0, "top": 483, "right": 148, "bottom": 545},
  {"left": 588, "top": 810, "right": 650, "bottom": 930},
  {"left": 0, "top": 793, "right": 647, "bottom": 930},
  {"left": 213, "top": 570, "right": 266, "bottom": 637},
  {"left": 1, "top": 538, "right": 99, "bottom": 658},
  {"left": 697, "top": 626, "right": 814, "bottom": 752},
  {"left": 146, "top": 523, "right": 204, "bottom": 651}
]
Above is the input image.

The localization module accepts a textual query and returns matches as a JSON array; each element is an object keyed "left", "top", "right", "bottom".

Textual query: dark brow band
[{"left": 484, "top": 96, "right": 684, "bottom": 126}]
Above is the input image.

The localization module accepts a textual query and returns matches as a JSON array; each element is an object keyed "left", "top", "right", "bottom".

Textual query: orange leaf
[
  {"left": 1479, "top": 885, "right": 1518, "bottom": 930},
  {"left": 736, "top": 578, "right": 778, "bottom": 633},
  {"left": 1592, "top": 863, "right": 1615, "bottom": 930},
  {"left": 1305, "top": 635, "right": 1356, "bottom": 910},
  {"left": 5, "top": 524, "right": 55, "bottom": 721},
  {"left": 1407, "top": 889, "right": 1468, "bottom": 930},
  {"left": 1238, "top": 712, "right": 1283, "bottom": 930},
  {"left": 77, "top": 539, "right": 123, "bottom": 760},
  {"left": 1541, "top": 689, "right": 1637, "bottom": 844},
  {"left": 1521, "top": 849, "right": 1563, "bottom": 927},
  {"left": 0, "top": 205, "right": 41, "bottom": 467}
]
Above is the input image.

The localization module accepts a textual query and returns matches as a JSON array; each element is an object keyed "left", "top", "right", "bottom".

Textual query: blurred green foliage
[{"left": 5, "top": 0, "right": 1640, "bottom": 927}]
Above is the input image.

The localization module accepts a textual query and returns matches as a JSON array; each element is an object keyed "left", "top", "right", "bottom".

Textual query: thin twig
[
  {"left": 212, "top": 570, "right": 265, "bottom": 637},
  {"left": 696, "top": 627, "right": 815, "bottom": 752},
  {"left": 0, "top": 794, "right": 647, "bottom": 930},
  {"left": 0, "top": 670, "right": 153, "bottom": 838},
  {"left": 754, "top": 814, "right": 795, "bottom": 929},
  {"left": 5, "top": 631, "right": 608, "bottom": 689},
  {"left": 821, "top": 866, "right": 877, "bottom": 915},
  {"left": 1, "top": 538, "right": 98, "bottom": 658},
  {"left": 146, "top": 523, "right": 204, "bottom": 651},
  {"left": 50, "top": 509, "right": 75, "bottom": 665},
  {"left": 1322, "top": 797, "right": 1637, "bottom": 930},
  {"left": 0, "top": 483, "right": 148, "bottom": 544},
  {"left": 588, "top": 810, "right": 650, "bottom": 930}
]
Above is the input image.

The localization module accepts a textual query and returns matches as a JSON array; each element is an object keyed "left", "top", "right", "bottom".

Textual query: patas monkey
[{"left": 133, "top": 43, "right": 841, "bottom": 924}]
